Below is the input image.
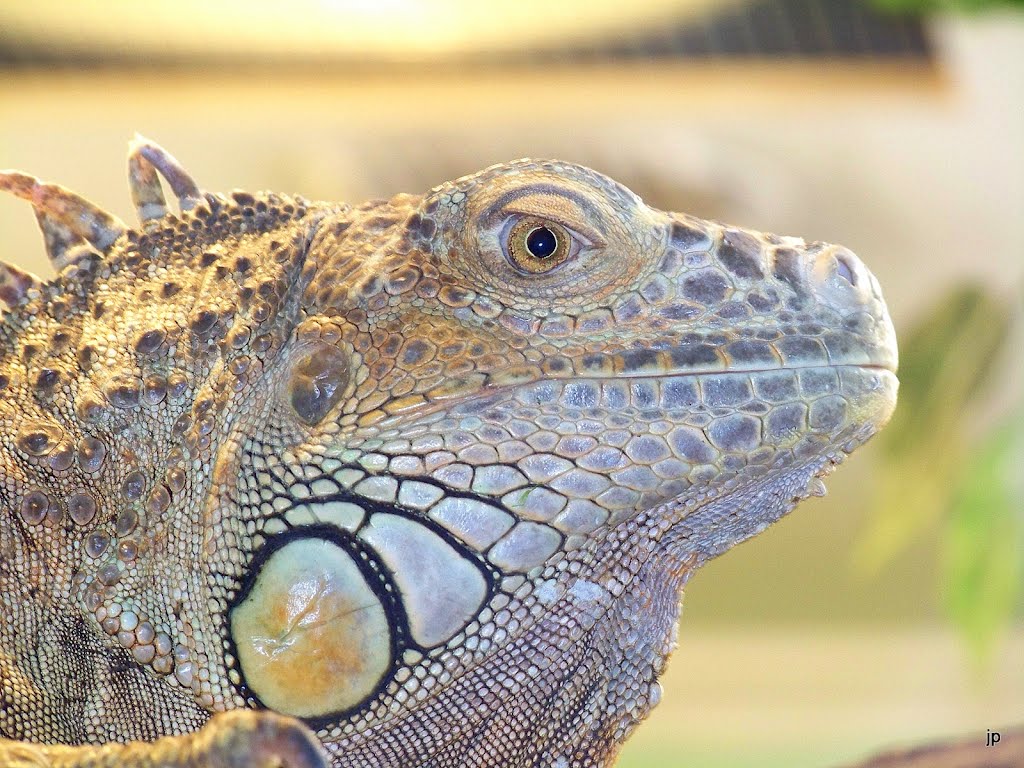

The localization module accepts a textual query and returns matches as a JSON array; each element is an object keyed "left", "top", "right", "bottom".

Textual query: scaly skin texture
[{"left": 0, "top": 140, "right": 898, "bottom": 767}]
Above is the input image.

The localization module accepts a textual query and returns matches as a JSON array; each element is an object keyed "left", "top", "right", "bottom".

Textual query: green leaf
[
  {"left": 853, "top": 286, "right": 1012, "bottom": 573},
  {"left": 870, "top": 0, "right": 1024, "bottom": 14},
  {"left": 943, "top": 406, "right": 1024, "bottom": 664},
  {"left": 877, "top": 286, "right": 1009, "bottom": 458}
]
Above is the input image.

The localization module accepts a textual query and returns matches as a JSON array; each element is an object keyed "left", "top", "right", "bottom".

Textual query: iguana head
[{"left": 0, "top": 141, "right": 896, "bottom": 766}]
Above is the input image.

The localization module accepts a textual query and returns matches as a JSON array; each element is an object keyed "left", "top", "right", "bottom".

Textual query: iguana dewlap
[{"left": 0, "top": 139, "right": 897, "bottom": 767}]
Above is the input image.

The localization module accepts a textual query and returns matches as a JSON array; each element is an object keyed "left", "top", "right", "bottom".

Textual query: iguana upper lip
[
  {"left": 404, "top": 360, "right": 897, "bottom": 423},
  {"left": 476, "top": 354, "right": 897, "bottom": 389},
  {"left": 567, "top": 360, "right": 899, "bottom": 379}
]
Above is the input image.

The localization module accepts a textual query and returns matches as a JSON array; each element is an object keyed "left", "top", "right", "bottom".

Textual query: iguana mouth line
[
  {"left": 561, "top": 360, "right": 898, "bottom": 379},
  {"left": 480, "top": 361, "right": 898, "bottom": 392},
  {"left": 388, "top": 363, "right": 897, "bottom": 427}
]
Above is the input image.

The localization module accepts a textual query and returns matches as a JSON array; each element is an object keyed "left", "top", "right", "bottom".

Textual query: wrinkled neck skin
[
  {"left": 325, "top": 508, "right": 681, "bottom": 767},
  {"left": 328, "top": 434, "right": 863, "bottom": 767}
]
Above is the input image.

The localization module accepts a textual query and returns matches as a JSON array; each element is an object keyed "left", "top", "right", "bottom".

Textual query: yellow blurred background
[{"left": 1, "top": 1, "right": 1021, "bottom": 765}]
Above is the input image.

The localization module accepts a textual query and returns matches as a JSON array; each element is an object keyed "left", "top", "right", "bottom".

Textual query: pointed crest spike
[
  {"left": 128, "top": 136, "right": 202, "bottom": 214},
  {"left": 0, "top": 261, "right": 42, "bottom": 308},
  {"left": 128, "top": 136, "right": 169, "bottom": 225},
  {"left": 0, "top": 170, "right": 126, "bottom": 267},
  {"left": 33, "top": 207, "right": 91, "bottom": 270}
]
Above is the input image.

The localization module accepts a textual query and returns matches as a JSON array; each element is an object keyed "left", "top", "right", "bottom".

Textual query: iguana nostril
[
  {"left": 835, "top": 253, "right": 857, "bottom": 286},
  {"left": 809, "top": 247, "right": 874, "bottom": 311}
]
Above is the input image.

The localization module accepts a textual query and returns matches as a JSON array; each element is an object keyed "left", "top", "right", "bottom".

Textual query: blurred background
[{"left": 1, "top": 1, "right": 1021, "bottom": 765}]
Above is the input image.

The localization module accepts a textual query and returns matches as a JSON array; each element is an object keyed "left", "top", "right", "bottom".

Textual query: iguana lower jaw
[{"left": 0, "top": 143, "right": 898, "bottom": 768}]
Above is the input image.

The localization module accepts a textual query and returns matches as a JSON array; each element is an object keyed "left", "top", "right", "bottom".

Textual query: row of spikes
[{"left": 0, "top": 136, "right": 203, "bottom": 308}]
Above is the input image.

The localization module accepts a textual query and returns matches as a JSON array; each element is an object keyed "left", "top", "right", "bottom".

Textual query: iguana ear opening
[{"left": 286, "top": 342, "right": 351, "bottom": 426}]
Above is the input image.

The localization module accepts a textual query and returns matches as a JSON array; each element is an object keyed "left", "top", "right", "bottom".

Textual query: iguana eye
[{"left": 505, "top": 217, "right": 573, "bottom": 273}]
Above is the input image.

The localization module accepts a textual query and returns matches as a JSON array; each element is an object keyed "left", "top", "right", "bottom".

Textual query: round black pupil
[{"left": 525, "top": 227, "right": 558, "bottom": 259}]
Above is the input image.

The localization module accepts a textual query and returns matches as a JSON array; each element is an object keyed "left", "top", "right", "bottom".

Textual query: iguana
[{"left": 0, "top": 138, "right": 898, "bottom": 768}]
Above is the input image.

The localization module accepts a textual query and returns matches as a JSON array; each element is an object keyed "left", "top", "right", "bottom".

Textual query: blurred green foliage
[
  {"left": 871, "top": 0, "right": 1024, "bottom": 12},
  {"left": 946, "top": 405, "right": 1024, "bottom": 660},
  {"left": 854, "top": 285, "right": 1023, "bottom": 664}
]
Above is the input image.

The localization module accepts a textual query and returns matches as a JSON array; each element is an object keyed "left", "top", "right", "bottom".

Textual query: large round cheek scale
[{"left": 229, "top": 538, "right": 391, "bottom": 718}]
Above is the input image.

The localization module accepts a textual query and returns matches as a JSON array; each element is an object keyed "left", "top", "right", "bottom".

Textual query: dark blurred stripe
[{"left": 0, "top": 0, "right": 930, "bottom": 69}]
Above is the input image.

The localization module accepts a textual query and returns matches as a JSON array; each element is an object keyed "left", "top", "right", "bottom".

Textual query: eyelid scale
[{"left": 498, "top": 199, "right": 606, "bottom": 248}]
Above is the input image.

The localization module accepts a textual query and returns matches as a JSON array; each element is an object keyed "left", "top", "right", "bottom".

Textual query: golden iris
[{"left": 506, "top": 217, "right": 572, "bottom": 273}]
